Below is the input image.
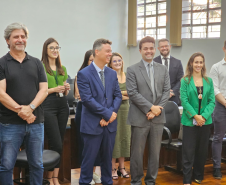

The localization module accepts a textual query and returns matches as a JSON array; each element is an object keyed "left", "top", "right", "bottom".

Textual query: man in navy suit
[
  {"left": 77, "top": 38, "right": 122, "bottom": 185},
  {"left": 154, "top": 38, "right": 184, "bottom": 105}
]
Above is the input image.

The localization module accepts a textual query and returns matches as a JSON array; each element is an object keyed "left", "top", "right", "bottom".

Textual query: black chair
[
  {"left": 66, "top": 78, "right": 76, "bottom": 115},
  {"left": 161, "top": 101, "right": 183, "bottom": 174},
  {"left": 14, "top": 150, "right": 60, "bottom": 185}
]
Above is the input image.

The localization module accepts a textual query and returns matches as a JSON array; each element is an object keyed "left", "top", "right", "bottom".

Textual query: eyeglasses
[
  {"left": 48, "top": 46, "right": 61, "bottom": 51},
  {"left": 159, "top": 45, "right": 170, "bottom": 49},
  {"left": 112, "top": 59, "right": 122, "bottom": 63}
]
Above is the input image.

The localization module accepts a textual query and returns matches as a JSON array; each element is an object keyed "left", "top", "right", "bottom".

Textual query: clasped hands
[
  {"left": 15, "top": 105, "right": 35, "bottom": 124},
  {"left": 194, "top": 115, "right": 205, "bottom": 127},
  {"left": 100, "top": 112, "right": 117, "bottom": 127},
  {"left": 55, "top": 83, "right": 70, "bottom": 93},
  {"left": 146, "top": 105, "right": 163, "bottom": 120}
]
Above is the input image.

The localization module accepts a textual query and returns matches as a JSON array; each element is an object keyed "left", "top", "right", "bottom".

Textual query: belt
[{"left": 48, "top": 92, "right": 64, "bottom": 97}]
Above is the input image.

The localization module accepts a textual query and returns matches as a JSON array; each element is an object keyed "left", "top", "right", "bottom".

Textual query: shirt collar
[
  {"left": 142, "top": 59, "right": 153, "bottom": 67},
  {"left": 92, "top": 61, "right": 105, "bottom": 73},
  {"left": 161, "top": 54, "right": 170, "bottom": 60},
  {"left": 6, "top": 51, "right": 29, "bottom": 61},
  {"left": 221, "top": 58, "right": 226, "bottom": 65}
]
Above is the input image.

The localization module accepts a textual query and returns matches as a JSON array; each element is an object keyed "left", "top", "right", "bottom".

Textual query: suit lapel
[
  {"left": 169, "top": 56, "right": 174, "bottom": 75},
  {"left": 139, "top": 60, "right": 152, "bottom": 92},
  {"left": 90, "top": 63, "right": 105, "bottom": 93},
  {"left": 153, "top": 62, "right": 159, "bottom": 94},
  {"left": 104, "top": 67, "right": 110, "bottom": 96},
  {"left": 190, "top": 76, "right": 198, "bottom": 96},
  {"left": 202, "top": 77, "right": 208, "bottom": 99},
  {"left": 156, "top": 56, "right": 162, "bottom": 64}
]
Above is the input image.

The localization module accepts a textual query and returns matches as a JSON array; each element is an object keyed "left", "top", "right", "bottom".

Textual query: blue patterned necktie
[{"left": 99, "top": 71, "right": 105, "bottom": 88}]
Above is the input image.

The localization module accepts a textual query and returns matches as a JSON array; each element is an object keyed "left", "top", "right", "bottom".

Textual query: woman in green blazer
[{"left": 180, "top": 52, "right": 215, "bottom": 185}]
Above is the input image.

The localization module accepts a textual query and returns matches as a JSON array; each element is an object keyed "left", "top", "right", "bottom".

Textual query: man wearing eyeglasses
[
  {"left": 154, "top": 38, "right": 184, "bottom": 106},
  {"left": 0, "top": 23, "right": 48, "bottom": 185}
]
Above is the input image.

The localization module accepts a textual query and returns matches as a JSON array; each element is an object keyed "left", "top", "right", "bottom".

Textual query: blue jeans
[{"left": 0, "top": 122, "right": 44, "bottom": 185}]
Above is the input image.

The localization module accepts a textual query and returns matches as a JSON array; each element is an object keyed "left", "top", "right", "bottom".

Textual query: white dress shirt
[
  {"left": 161, "top": 55, "right": 170, "bottom": 70},
  {"left": 210, "top": 58, "right": 226, "bottom": 98}
]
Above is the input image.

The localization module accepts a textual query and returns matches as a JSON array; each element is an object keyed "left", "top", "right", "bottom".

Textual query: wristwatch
[{"left": 29, "top": 104, "right": 36, "bottom": 111}]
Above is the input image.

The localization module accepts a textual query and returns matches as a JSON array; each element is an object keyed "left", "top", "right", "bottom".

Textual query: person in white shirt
[{"left": 210, "top": 40, "right": 226, "bottom": 179}]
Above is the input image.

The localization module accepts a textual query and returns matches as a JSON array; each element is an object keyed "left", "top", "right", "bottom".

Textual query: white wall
[
  {"left": 0, "top": 0, "right": 129, "bottom": 78},
  {"left": 128, "top": 0, "right": 226, "bottom": 75}
]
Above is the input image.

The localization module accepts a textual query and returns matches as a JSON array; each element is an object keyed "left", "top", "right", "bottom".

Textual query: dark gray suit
[
  {"left": 154, "top": 55, "right": 184, "bottom": 105},
  {"left": 126, "top": 60, "right": 170, "bottom": 185}
]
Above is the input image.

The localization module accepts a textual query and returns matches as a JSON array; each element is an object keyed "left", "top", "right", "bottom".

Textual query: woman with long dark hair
[
  {"left": 74, "top": 50, "right": 101, "bottom": 184},
  {"left": 108, "top": 52, "right": 130, "bottom": 179},
  {"left": 180, "top": 52, "right": 215, "bottom": 185},
  {"left": 41, "top": 38, "right": 70, "bottom": 185}
]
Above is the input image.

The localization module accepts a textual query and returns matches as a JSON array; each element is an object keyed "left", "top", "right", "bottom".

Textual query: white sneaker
[
  {"left": 93, "top": 172, "right": 101, "bottom": 183},
  {"left": 89, "top": 179, "right": 95, "bottom": 184}
]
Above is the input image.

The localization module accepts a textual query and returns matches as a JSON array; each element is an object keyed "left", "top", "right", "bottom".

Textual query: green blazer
[{"left": 180, "top": 76, "right": 215, "bottom": 127}]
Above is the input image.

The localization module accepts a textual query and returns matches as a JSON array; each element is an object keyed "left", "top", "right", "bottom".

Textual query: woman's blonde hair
[{"left": 108, "top": 52, "right": 124, "bottom": 75}]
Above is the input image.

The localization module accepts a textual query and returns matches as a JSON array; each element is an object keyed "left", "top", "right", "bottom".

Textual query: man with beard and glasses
[
  {"left": 126, "top": 36, "right": 170, "bottom": 185},
  {"left": 0, "top": 23, "right": 48, "bottom": 185},
  {"left": 154, "top": 38, "right": 184, "bottom": 106}
]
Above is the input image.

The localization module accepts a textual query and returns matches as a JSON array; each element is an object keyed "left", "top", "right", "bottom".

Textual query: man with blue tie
[{"left": 77, "top": 38, "right": 122, "bottom": 185}]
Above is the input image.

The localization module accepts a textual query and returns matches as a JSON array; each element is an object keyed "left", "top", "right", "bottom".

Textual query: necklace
[{"left": 198, "top": 86, "right": 202, "bottom": 99}]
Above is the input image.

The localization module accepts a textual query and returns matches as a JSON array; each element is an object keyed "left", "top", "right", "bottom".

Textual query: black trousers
[
  {"left": 182, "top": 124, "right": 211, "bottom": 184},
  {"left": 43, "top": 93, "right": 69, "bottom": 169}
]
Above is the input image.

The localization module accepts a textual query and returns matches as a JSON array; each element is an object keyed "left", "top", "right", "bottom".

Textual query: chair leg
[{"left": 164, "top": 150, "right": 183, "bottom": 174}]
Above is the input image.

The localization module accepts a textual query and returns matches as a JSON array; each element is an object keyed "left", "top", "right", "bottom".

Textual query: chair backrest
[
  {"left": 67, "top": 78, "right": 74, "bottom": 84},
  {"left": 66, "top": 83, "right": 75, "bottom": 107},
  {"left": 164, "top": 101, "right": 181, "bottom": 134}
]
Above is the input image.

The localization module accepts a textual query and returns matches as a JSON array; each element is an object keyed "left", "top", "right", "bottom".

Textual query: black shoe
[{"left": 213, "top": 168, "right": 222, "bottom": 179}]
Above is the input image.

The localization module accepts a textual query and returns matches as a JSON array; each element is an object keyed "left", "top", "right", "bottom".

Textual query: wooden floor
[{"left": 62, "top": 161, "right": 226, "bottom": 185}]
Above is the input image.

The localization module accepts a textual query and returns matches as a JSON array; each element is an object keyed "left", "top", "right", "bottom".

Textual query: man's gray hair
[
  {"left": 93, "top": 38, "right": 112, "bottom": 57},
  {"left": 4, "top": 22, "right": 29, "bottom": 40}
]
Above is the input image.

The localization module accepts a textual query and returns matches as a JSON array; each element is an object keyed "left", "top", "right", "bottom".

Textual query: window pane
[
  {"left": 193, "top": 0, "right": 207, "bottom": 10},
  {"left": 157, "top": 28, "right": 166, "bottom": 39},
  {"left": 182, "top": 12, "right": 191, "bottom": 25},
  {"left": 208, "top": 25, "right": 220, "bottom": 38},
  {"left": 209, "top": 0, "right": 221, "bottom": 8},
  {"left": 138, "top": 5, "right": 145, "bottom": 16},
  {"left": 146, "top": 29, "right": 156, "bottom": 39},
  {"left": 158, "top": 2, "right": 166, "bottom": 14},
  {"left": 158, "top": 15, "right": 166, "bottom": 26},
  {"left": 182, "top": 27, "right": 191, "bottom": 38},
  {"left": 137, "top": 0, "right": 144, "bottom": 4},
  {"left": 137, "top": 30, "right": 145, "bottom": 40},
  {"left": 209, "top": 9, "right": 221, "bottom": 23},
  {"left": 146, "top": 0, "right": 156, "bottom": 2},
  {"left": 192, "top": 26, "right": 207, "bottom": 38},
  {"left": 193, "top": 12, "right": 207, "bottom": 24},
  {"left": 138, "top": 18, "right": 144, "bottom": 28},
  {"left": 182, "top": 0, "right": 191, "bottom": 11},
  {"left": 146, "top": 3, "right": 156, "bottom": 15},
  {"left": 146, "top": 17, "right": 156, "bottom": 28}
]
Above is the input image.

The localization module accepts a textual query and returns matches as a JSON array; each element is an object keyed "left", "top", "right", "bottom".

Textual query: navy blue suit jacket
[
  {"left": 77, "top": 62, "right": 122, "bottom": 135},
  {"left": 154, "top": 55, "right": 184, "bottom": 105}
]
